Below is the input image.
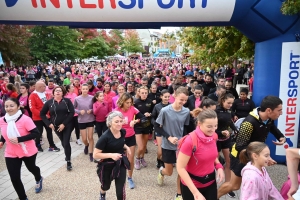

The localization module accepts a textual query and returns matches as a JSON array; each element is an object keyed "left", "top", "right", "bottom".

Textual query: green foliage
[
  {"left": 122, "top": 30, "right": 145, "bottom": 54},
  {"left": 178, "top": 27, "right": 254, "bottom": 66},
  {"left": 29, "top": 26, "right": 81, "bottom": 63},
  {"left": 80, "top": 36, "right": 110, "bottom": 59},
  {"left": 0, "top": 25, "right": 31, "bottom": 65},
  {"left": 281, "top": 0, "right": 300, "bottom": 15}
]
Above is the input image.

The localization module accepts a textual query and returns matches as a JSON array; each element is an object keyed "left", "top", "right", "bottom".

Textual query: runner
[
  {"left": 74, "top": 84, "right": 95, "bottom": 162},
  {"left": 93, "top": 91, "right": 110, "bottom": 138},
  {"left": 133, "top": 86, "right": 153, "bottom": 170},
  {"left": 94, "top": 111, "right": 131, "bottom": 200},
  {"left": 155, "top": 86, "right": 190, "bottom": 200},
  {"left": 40, "top": 86, "right": 75, "bottom": 171},
  {"left": 115, "top": 93, "right": 145, "bottom": 189},
  {"left": 177, "top": 109, "right": 225, "bottom": 200},
  {"left": 152, "top": 89, "right": 170, "bottom": 169},
  {"left": 0, "top": 98, "right": 43, "bottom": 199},
  {"left": 217, "top": 95, "right": 286, "bottom": 198}
]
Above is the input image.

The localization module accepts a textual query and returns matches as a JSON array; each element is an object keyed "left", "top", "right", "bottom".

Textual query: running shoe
[
  {"left": 157, "top": 166, "right": 164, "bottom": 186},
  {"left": 153, "top": 139, "right": 158, "bottom": 146},
  {"left": 140, "top": 157, "right": 148, "bottom": 167},
  {"left": 100, "top": 193, "right": 106, "bottom": 200},
  {"left": 67, "top": 162, "right": 72, "bottom": 171},
  {"left": 35, "top": 177, "right": 43, "bottom": 193},
  {"left": 128, "top": 177, "right": 135, "bottom": 189},
  {"left": 134, "top": 158, "right": 141, "bottom": 170},
  {"left": 48, "top": 145, "right": 60, "bottom": 152},
  {"left": 227, "top": 191, "right": 236, "bottom": 198},
  {"left": 76, "top": 139, "right": 83, "bottom": 145},
  {"left": 37, "top": 145, "right": 43, "bottom": 152},
  {"left": 174, "top": 195, "right": 183, "bottom": 200},
  {"left": 84, "top": 145, "right": 89, "bottom": 155}
]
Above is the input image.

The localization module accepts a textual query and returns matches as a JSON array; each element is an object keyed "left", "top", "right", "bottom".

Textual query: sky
[{"left": 149, "top": 27, "right": 180, "bottom": 34}]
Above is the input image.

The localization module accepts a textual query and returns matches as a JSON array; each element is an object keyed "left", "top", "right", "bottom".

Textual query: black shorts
[
  {"left": 162, "top": 148, "right": 177, "bottom": 164},
  {"left": 125, "top": 135, "right": 136, "bottom": 147},
  {"left": 217, "top": 138, "right": 232, "bottom": 152},
  {"left": 230, "top": 154, "right": 245, "bottom": 177},
  {"left": 155, "top": 132, "right": 162, "bottom": 137},
  {"left": 78, "top": 122, "right": 94, "bottom": 130},
  {"left": 134, "top": 127, "right": 152, "bottom": 134}
]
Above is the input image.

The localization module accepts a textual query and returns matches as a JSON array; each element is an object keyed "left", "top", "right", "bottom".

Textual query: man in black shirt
[
  {"left": 201, "top": 74, "right": 216, "bottom": 96},
  {"left": 208, "top": 85, "right": 226, "bottom": 102},
  {"left": 157, "top": 77, "right": 168, "bottom": 93}
]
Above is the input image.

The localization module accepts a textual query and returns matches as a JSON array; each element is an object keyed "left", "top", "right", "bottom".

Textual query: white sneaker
[{"left": 76, "top": 139, "right": 83, "bottom": 145}]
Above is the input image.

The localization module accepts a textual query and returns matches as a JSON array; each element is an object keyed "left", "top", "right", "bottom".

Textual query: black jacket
[
  {"left": 148, "top": 92, "right": 161, "bottom": 105},
  {"left": 208, "top": 92, "right": 218, "bottom": 102},
  {"left": 40, "top": 98, "right": 75, "bottom": 127},
  {"left": 231, "top": 107, "right": 285, "bottom": 157},
  {"left": 215, "top": 105, "right": 237, "bottom": 139},
  {"left": 231, "top": 98, "right": 255, "bottom": 119},
  {"left": 226, "top": 87, "right": 239, "bottom": 99},
  {"left": 202, "top": 82, "right": 216, "bottom": 96}
]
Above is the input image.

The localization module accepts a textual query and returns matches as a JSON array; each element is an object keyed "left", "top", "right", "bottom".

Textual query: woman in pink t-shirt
[
  {"left": 115, "top": 93, "right": 144, "bottom": 189},
  {"left": 103, "top": 82, "right": 116, "bottom": 111},
  {"left": 17, "top": 83, "right": 31, "bottom": 117},
  {"left": 112, "top": 85, "right": 125, "bottom": 110},
  {"left": 177, "top": 109, "right": 225, "bottom": 200},
  {"left": 0, "top": 98, "right": 43, "bottom": 200}
]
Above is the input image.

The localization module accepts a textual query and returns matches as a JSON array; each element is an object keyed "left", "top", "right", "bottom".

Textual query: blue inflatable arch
[{"left": 0, "top": 0, "right": 300, "bottom": 163}]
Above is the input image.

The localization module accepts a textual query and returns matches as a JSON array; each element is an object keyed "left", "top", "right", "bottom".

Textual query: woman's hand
[
  {"left": 49, "top": 124, "right": 55, "bottom": 130},
  {"left": 267, "top": 158, "right": 277, "bottom": 166},
  {"left": 234, "top": 116, "right": 238, "bottom": 122},
  {"left": 130, "top": 120, "right": 136, "bottom": 127},
  {"left": 287, "top": 186, "right": 298, "bottom": 199},
  {"left": 222, "top": 130, "right": 230, "bottom": 138},
  {"left": 80, "top": 110, "right": 85, "bottom": 115},
  {"left": 9, "top": 137, "right": 19, "bottom": 144},
  {"left": 57, "top": 124, "right": 65, "bottom": 132},
  {"left": 216, "top": 168, "right": 225, "bottom": 184},
  {"left": 111, "top": 153, "right": 122, "bottom": 161},
  {"left": 87, "top": 109, "right": 92, "bottom": 114},
  {"left": 152, "top": 100, "right": 156, "bottom": 104},
  {"left": 144, "top": 112, "right": 151, "bottom": 117},
  {"left": 193, "top": 191, "right": 206, "bottom": 200},
  {"left": 0, "top": 142, "right": 3, "bottom": 149}
]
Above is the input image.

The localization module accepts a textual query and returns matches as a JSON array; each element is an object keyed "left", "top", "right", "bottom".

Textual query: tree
[
  {"left": 178, "top": 26, "right": 254, "bottom": 66},
  {"left": 122, "top": 30, "right": 145, "bottom": 54},
  {"left": 79, "top": 36, "right": 110, "bottom": 59},
  {"left": 29, "top": 26, "right": 81, "bottom": 63},
  {"left": 281, "top": 0, "right": 300, "bottom": 15},
  {"left": 0, "top": 25, "right": 32, "bottom": 65},
  {"left": 100, "top": 29, "right": 124, "bottom": 56},
  {"left": 161, "top": 31, "right": 178, "bottom": 53}
]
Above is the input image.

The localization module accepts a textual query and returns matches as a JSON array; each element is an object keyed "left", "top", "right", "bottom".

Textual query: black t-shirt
[{"left": 95, "top": 129, "right": 126, "bottom": 162}]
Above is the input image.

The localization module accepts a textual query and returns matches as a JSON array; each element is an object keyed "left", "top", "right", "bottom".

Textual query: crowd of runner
[{"left": 0, "top": 59, "right": 297, "bottom": 200}]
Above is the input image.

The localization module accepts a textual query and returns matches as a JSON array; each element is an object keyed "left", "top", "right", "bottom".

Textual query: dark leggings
[
  {"left": 99, "top": 163, "right": 126, "bottom": 200},
  {"left": 95, "top": 121, "right": 108, "bottom": 138},
  {"left": 72, "top": 116, "right": 80, "bottom": 140},
  {"left": 180, "top": 181, "right": 217, "bottom": 200},
  {"left": 34, "top": 120, "right": 55, "bottom": 147},
  {"left": 5, "top": 154, "right": 41, "bottom": 200},
  {"left": 55, "top": 125, "right": 73, "bottom": 161}
]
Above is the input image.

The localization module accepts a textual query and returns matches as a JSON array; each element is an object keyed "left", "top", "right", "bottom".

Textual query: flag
[{"left": 0, "top": 52, "right": 3, "bottom": 65}]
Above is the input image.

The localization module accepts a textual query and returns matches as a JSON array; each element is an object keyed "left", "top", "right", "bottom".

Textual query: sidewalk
[{"left": 0, "top": 134, "right": 288, "bottom": 200}]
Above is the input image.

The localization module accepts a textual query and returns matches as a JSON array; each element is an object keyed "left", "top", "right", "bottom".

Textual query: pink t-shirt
[
  {"left": 65, "top": 92, "right": 78, "bottom": 116},
  {"left": 19, "top": 96, "right": 29, "bottom": 116},
  {"left": 195, "top": 98, "right": 201, "bottom": 108},
  {"left": 115, "top": 106, "right": 139, "bottom": 138},
  {"left": 0, "top": 115, "right": 37, "bottom": 158},
  {"left": 180, "top": 127, "right": 218, "bottom": 188},
  {"left": 169, "top": 95, "right": 175, "bottom": 104}
]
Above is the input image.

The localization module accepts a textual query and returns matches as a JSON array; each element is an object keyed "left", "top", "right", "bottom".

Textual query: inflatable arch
[{"left": 0, "top": 0, "right": 300, "bottom": 163}]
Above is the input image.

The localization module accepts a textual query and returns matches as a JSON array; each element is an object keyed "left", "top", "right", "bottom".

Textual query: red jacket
[{"left": 29, "top": 92, "right": 51, "bottom": 121}]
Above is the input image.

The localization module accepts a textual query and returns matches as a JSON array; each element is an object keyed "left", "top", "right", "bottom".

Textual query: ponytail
[{"left": 239, "top": 149, "right": 250, "bottom": 164}]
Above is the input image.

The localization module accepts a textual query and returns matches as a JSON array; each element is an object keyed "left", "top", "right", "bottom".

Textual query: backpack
[{"left": 177, "top": 131, "right": 218, "bottom": 156}]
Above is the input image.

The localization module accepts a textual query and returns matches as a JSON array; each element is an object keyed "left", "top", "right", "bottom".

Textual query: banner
[
  {"left": 0, "top": 52, "right": 3, "bottom": 65},
  {"left": 0, "top": 0, "right": 236, "bottom": 23},
  {"left": 276, "top": 42, "right": 300, "bottom": 156}
]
